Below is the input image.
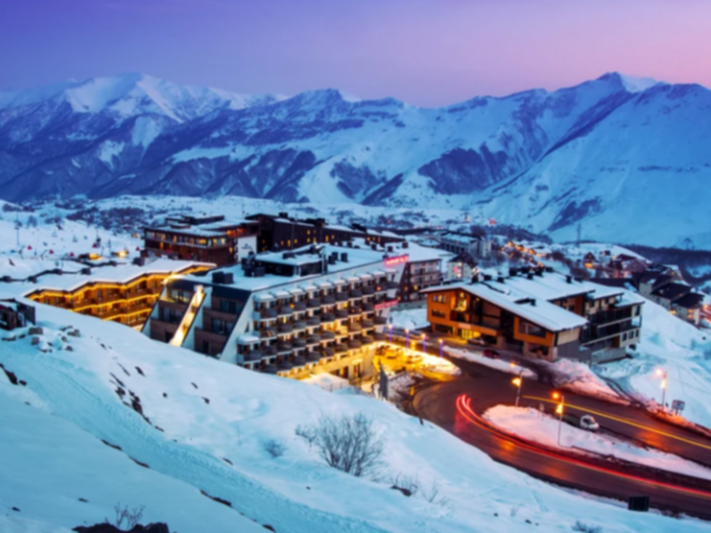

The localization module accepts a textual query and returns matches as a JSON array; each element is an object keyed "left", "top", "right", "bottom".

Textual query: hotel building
[{"left": 143, "top": 242, "right": 406, "bottom": 380}]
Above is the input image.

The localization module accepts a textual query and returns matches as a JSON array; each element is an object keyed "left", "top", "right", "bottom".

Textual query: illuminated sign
[
  {"left": 384, "top": 254, "right": 409, "bottom": 267},
  {"left": 375, "top": 300, "right": 399, "bottom": 311}
]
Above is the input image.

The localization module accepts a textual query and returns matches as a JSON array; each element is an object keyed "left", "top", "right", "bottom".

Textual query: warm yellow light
[
  {"left": 509, "top": 361, "right": 516, "bottom": 368},
  {"left": 552, "top": 392, "right": 560, "bottom": 400},
  {"left": 661, "top": 379, "right": 667, "bottom": 390},
  {"left": 656, "top": 369, "right": 664, "bottom": 376},
  {"left": 439, "top": 339, "right": 444, "bottom": 344},
  {"left": 512, "top": 377, "right": 522, "bottom": 387},
  {"left": 555, "top": 404, "right": 563, "bottom": 415}
]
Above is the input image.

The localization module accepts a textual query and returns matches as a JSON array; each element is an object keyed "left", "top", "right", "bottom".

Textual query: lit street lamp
[
  {"left": 511, "top": 371, "right": 523, "bottom": 407},
  {"left": 657, "top": 369, "right": 668, "bottom": 410},
  {"left": 422, "top": 334, "right": 427, "bottom": 353},
  {"left": 553, "top": 392, "right": 565, "bottom": 446},
  {"left": 439, "top": 339, "right": 444, "bottom": 358}
]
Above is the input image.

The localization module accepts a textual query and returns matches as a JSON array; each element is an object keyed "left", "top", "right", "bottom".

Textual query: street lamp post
[
  {"left": 511, "top": 371, "right": 523, "bottom": 407},
  {"left": 405, "top": 329, "right": 410, "bottom": 349},
  {"left": 553, "top": 392, "right": 565, "bottom": 446},
  {"left": 422, "top": 334, "right": 427, "bottom": 354},
  {"left": 658, "top": 369, "right": 668, "bottom": 410},
  {"left": 388, "top": 324, "right": 393, "bottom": 344},
  {"left": 439, "top": 339, "right": 444, "bottom": 358}
]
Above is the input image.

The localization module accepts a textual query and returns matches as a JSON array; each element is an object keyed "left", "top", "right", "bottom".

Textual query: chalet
[{"left": 423, "top": 267, "right": 644, "bottom": 364}]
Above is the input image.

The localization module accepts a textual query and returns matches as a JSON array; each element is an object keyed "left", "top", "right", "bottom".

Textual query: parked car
[
  {"left": 467, "top": 337, "right": 486, "bottom": 347},
  {"left": 482, "top": 349, "right": 500, "bottom": 359},
  {"left": 579, "top": 415, "right": 600, "bottom": 432}
]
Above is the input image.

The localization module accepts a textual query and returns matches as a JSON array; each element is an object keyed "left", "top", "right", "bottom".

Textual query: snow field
[{"left": 1, "top": 302, "right": 707, "bottom": 532}]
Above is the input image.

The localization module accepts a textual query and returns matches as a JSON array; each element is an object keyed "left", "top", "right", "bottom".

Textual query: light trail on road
[
  {"left": 523, "top": 395, "right": 711, "bottom": 452},
  {"left": 456, "top": 394, "right": 711, "bottom": 500}
]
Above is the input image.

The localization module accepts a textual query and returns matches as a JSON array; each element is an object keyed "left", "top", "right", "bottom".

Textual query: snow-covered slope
[
  {"left": 1, "top": 72, "right": 710, "bottom": 248},
  {"left": 1, "top": 302, "right": 706, "bottom": 533}
]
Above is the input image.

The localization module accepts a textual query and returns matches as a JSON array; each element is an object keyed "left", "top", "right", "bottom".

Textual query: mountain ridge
[{"left": 1, "top": 72, "right": 710, "bottom": 248}]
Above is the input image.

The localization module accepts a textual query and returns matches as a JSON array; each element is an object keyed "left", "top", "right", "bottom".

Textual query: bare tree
[
  {"left": 297, "top": 412, "right": 384, "bottom": 478},
  {"left": 106, "top": 503, "right": 145, "bottom": 530}
]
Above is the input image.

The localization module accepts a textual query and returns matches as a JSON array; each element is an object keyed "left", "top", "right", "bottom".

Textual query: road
[{"left": 411, "top": 358, "right": 711, "bottom": 519}]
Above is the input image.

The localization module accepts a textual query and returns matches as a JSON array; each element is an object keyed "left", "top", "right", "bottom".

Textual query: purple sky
[{"left": 2, "top": 0, "right": 710, "bottom": 106}]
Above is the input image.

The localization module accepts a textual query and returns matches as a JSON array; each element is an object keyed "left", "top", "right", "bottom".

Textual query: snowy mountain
[{"left": 1, "top": 72, "right": 710, "bottom": 248}]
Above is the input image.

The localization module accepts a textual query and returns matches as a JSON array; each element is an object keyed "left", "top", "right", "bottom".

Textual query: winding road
[{"left": 411, "top": 357, "right": 711, "bottom": 519}]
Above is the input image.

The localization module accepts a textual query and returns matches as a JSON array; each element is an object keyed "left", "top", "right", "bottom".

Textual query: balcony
[
  {"left": 348, "top": 339, "right": 362, "bottom": 349},
  {"left": 321, "top": 347, "right": 335, "bottom": 358},
  {"left": 334, "top": 343, "right": 348, "bottom": 354},
  {"left": 278, "top": 306, "right": 293, "bottom": 317},
  {"left": 322, "top": 295, "right": 335, "bottom": 305},
  {"left": 278, "top": 361, "right": 294, "bottom": 371},
  {"left": 361, "top": 319, "right": 374, "bottom": 329},
  {"left": 264, "top": 345, "right": 278, "bottom": 356},
  {"left": 361, "top": 335, "right": 374, "bottom": 345},
  {"left": 277, "top": 342, "right": 292, "bottom": 354},
  {"left": 374, "top": 316, "right": 388, "bottom": 325},
  {"left": 292, "top": 338, "right": 307, "bottom": 348},
  {"left": 320, "top": 331, "right": 336, "bottom": 340},
  {"left": 373, "top": 332, "right": 386, "bottom": 341},
  {"left": 348, "top": 307, "right": 362, "bottom": 316},
  {"left": 292, "top": 355, "right": 307, "bottom": 368},
  {"left": 306, "top": 316, "right": 320, "bottom": 327},
  {"left": 306, "top": 334, "right": 320, "bottom": 345},
  {"left": 260, "top": 308, "right": 277, "bottom": 320},
  {"left": 259, "top": 327, "right": 277, "bottom": 339},
  {"left": 588, "top": 309, "right": 634, "bottom": 325},
  {"left": 363, "top": 286, "right": 375, "bottom": 296},
  {"left": 348, "top": 322, "right": 362, "bottom": 333},
  {"left": 350, "top": 289, "right": 363, "bottom": 299},
  {"left": 264, "top": 364, "right": 279, "bottom": 374},
  {"left": 320, "top": 312, "right": 336, "bottom": 323},
  {"left": 362, "top": 302, "right": 374, "bottom": 312},
  {"left": 293, "top": 319, "right": 307, "bottom": 331},
  {"left": 386, "top": 281, "right": 400, "bottom": 290},
  {"left": 335, "top": 309, "right": 349, "bottom": 319},
  {"left": 293, "top": 301, "right": 307, "bottom": 312},
  {"left": 278, "top": 323, "right": 293, "bottom": 334},
  {"left": 307, "top": 298, "right": 321, "bottom": 309},
  {"left": 243, "top": 349, "right": 263, "bottom": 362},
  {"left": 335, "top": 293, "right": 348, "bottom": 302},
  {"left": 306, "top": 351, "right": 321, "bottom": 363}
]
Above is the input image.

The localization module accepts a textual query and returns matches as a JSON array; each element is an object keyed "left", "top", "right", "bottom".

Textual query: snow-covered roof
[
  {"left": 421, "top": 271, "right": 639, "bottom": 332},
  {"left": 387, "top": 242, "right": 452, "bottom": 263},
  {"left": 182, "top": 243, "right": 391, "bottom": 293},
  {"left": 452, "top": 282, "right": 587, "bottom": 332},
  {"left": 20, "top": 258, "right": 212, "bottom": 294}
]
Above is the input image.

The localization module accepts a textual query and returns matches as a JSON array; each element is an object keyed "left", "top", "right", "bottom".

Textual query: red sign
[
  {"left": 375, "top": 299, "right": 399, "bottom": 311},
  {"left": 384, "top": 254, "right": 409, "bottom": 267}
]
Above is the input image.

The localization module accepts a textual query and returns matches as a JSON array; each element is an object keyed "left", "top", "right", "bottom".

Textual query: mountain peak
[{"left": 598, "top": 72, "right": 662, "bottom": 93}]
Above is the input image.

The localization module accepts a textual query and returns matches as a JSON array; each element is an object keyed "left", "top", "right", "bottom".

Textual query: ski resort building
[
  {"left": 143, "top": 242, "right": 406, "bottom": 381},
  {"left": 437, "top": 231, "right": 491, "bottom": 259},
  {"left": 143, "top": 215, "right": 259, "bottom": 266},
  {"left": 24, "top": 259, "right": 212, "bottom": 328},
  {"left": 423, "top": 267, "right": 645, "bottom": 363},
  {"left": 390, "top": 241, "right": 450, "bottom": 304},
  {"left": 245, "top": 213, "right": 404, "bottom": 253}
]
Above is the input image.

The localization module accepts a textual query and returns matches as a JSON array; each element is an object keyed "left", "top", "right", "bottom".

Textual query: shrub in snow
[
  {"left": 572, "top": 521, "right": 602, "bottom": 533},
  {"left": 104, "top": 503, "right": 145, "bottom": 530},
  {"left": 297, "top": 412, "right": 384, "bottom": 478},
  {"left": 262, "top": 438, "right": 287, "bottom": 458}
]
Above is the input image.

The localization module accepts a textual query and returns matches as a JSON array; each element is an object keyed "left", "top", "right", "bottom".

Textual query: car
[
  {"left": 579, "top": 414, "right": 600, "bottom": 432},
  {"left": 482, "top": 349, "right": 500, "bottom": 359},
  {"left": 467, "top": 337, "right": 486, "bottom": 347}
]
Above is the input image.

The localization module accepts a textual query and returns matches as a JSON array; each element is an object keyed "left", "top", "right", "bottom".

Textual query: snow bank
[{"left": 484, "top": 406, "right": 711, "bottom": 481}]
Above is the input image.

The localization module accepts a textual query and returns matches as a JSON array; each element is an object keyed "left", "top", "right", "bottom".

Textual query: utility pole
[{"left": 659, "top": 369, "right": 668, "bottom": 410}]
